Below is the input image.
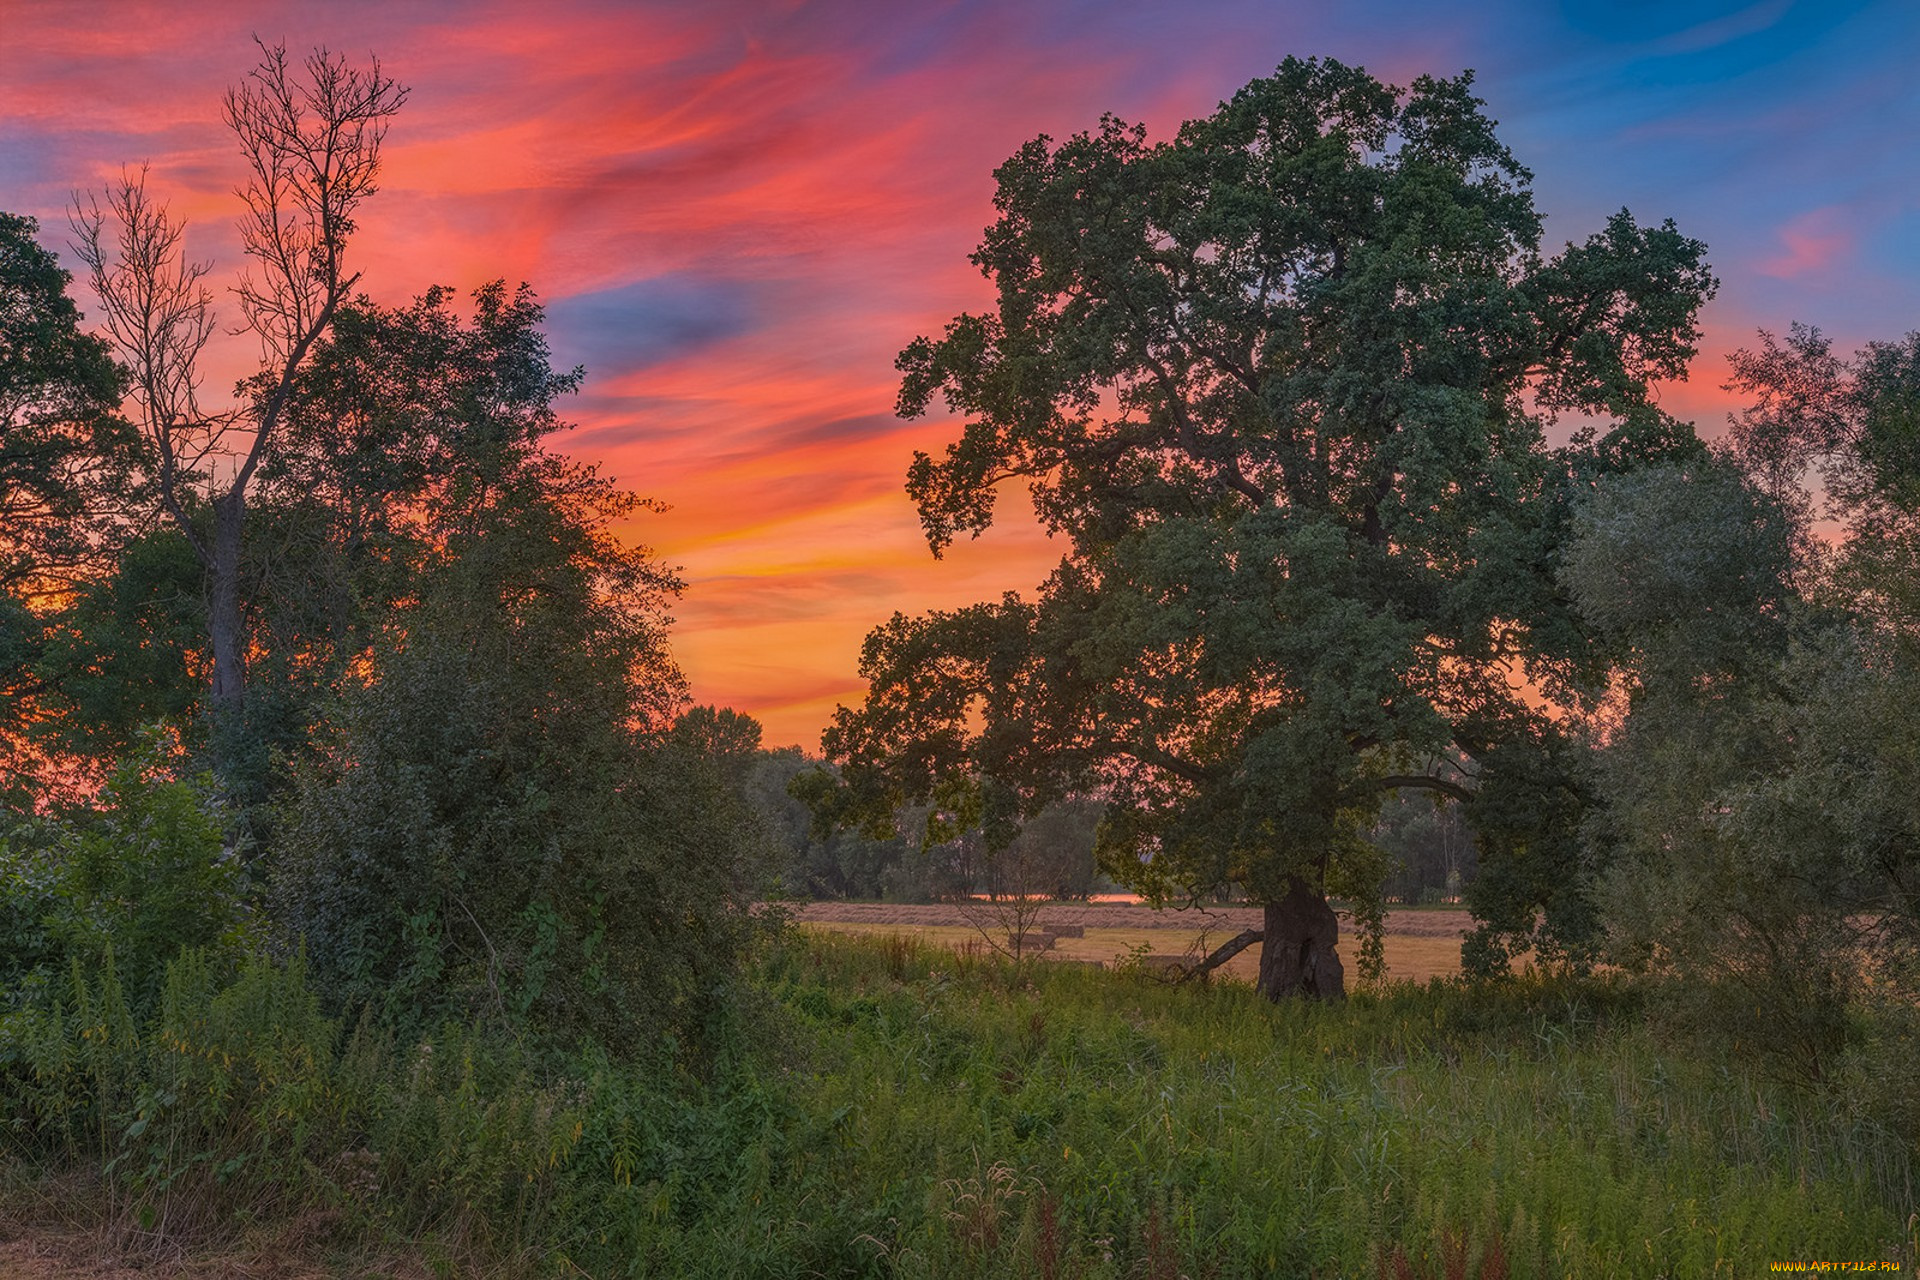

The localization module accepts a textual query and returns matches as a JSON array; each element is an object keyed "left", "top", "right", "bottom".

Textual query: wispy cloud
[
  {"left": 6, "top": 0, "right": 1915, "bottom": 745},
  {"left": 1756, "top": 206, "right": 1854, "bottom": 279}
]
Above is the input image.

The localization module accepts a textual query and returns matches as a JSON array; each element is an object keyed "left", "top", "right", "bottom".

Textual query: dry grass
[
  {"left": 799, "top": 921, "right": 1470, "bottom": 982},
  {"left": 0, "top": 1180, "right": 433, "bottom": 1280},
  {"left": 0, "top": 1231, "right": 438, "bottom": 1280}
]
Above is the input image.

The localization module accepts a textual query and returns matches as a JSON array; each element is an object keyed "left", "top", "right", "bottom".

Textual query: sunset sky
[{"left": 7, "top": 0, "right": 1918, "bottom": 747}]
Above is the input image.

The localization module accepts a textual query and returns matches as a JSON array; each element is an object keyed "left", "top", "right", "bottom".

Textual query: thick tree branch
[
  {"left": 1360, "top": 773, "right": 1477, "bottom": 805},
  {"left": 1172, "top": 928, "right": 1264, "bottom": 982}
]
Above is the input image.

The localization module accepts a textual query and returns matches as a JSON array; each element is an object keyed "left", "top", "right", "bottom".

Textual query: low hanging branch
[{"left": 1172, "top": 928, "right": 1264, "bottom": 983}]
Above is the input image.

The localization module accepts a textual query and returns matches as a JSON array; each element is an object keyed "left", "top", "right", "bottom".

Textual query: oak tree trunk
[{"left": 1256, "top": 875, "right": 1344, "bottom": 1001}]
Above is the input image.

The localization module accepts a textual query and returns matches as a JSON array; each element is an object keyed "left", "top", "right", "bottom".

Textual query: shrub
[
  {"left": 0, "top": 742, "right": 246, "bottom": 1018},
  {"left": 272, "top": 455, "right": 771, "bottom": 1051}
]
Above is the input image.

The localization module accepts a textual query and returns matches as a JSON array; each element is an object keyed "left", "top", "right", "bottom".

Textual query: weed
[{"left": 3, "top": 931, "right": 1913, "bottom": 1277}]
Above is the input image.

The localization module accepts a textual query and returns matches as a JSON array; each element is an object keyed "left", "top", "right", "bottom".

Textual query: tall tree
[
  {"left": 71, "top": 43, "right": 406, "bottom": 782},
  {"left": 0, "top": 212, "right": 128, "bottom": 597},
  {"left": 250, "top": 283, "right": 589, "bottom": 721},
  {"left": 0, "top": 212, "right": 131, "bottom": 795},
  {"left": 821, "top": 58, "right": 1714, "bottom": 999},
  {"left": 268, "top": 317, "right": 745, "bottom": 1040},
  {"left": 1574, "top": 329, "right": 1920, "bottom": 1079},
  {"left": 1726, "top": 324, "right": 1920, "bottom": 627}
]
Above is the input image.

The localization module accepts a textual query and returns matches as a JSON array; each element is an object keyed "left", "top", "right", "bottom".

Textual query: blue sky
[{"left": 6, "top": 0, "right": 1916, "bottom": 743}]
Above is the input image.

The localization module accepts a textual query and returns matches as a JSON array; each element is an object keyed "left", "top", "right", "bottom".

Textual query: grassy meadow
[
  {"left": 4, "top": 929, "right": 1914, "bottom": 1277},
  {"left": 12, "top": 27, "right": 1920, "bottom": 1280}
]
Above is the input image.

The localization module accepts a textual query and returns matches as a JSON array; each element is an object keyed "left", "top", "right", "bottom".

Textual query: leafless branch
[
  {"left": 69, "top": 168, "right": 219, "bottom": 557},
  {"left": 223, "top": 38, "right": 407, "bottom": 493}
]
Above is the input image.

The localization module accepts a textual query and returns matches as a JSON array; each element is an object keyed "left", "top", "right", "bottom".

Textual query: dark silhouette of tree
[
  {"left": 267, "top": 292, "right": 748, "bottom": 1043},
  {"left": 1574, "top": 328, "right": 1920, "bottom": 1080},
  {"left": 820, "top": 58, "right": 1714, "bottom": 999},
  {"left": 0, "top": 211, "right": 132, "bottom": 796},
  {"left": 0, "top": 212, "right": 129, "bottom": 597},
  {"left": 70, "top": 43, "right": 406, "bottom": 786}
]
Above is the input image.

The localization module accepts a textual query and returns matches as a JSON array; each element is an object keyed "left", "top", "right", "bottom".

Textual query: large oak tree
[{"left": 822, "top": 58, "right": 1714, "bottom": 999}]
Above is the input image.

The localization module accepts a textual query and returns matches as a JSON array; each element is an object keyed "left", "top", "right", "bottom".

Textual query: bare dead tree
[
  {"left": 71, "top": 42, "right": 406, "bottom": 741},
  {"left": 70, "top": 169, "right": 223, "bottom": 553},
  {"left": 953, "top": 839, "right": 1053, "bottom": 960}
]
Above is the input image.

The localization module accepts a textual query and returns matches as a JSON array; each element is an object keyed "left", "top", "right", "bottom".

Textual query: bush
[
  {"left": 0, "top": 945, "right": 598, "bottom": 1264},
  {"left": 272, "top": 454, "right": 771, "bottom": 1051},
  {"left": 0, "top": 742, "right": 246, "bottom": 1017},
  {"left": 1, "top": 949, "right": 337, "bottom": 1230}
]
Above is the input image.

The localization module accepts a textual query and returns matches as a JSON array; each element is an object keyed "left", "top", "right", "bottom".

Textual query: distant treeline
[{"left": 753, "top": 746, "right": 1472, "bottom": 906}]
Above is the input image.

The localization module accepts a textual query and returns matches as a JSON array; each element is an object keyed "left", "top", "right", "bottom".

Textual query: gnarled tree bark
[{"left": 1256, "top": 875, "right": 1344, "bottom": 1000}]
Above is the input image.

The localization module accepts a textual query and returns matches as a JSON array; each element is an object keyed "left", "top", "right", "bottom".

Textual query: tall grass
[
  {"left": 1, "top": 933, "right": 1914, "bottom": 1276},
  {"left": 748, "top": 932, "right": 1914, "bottom": 1277}
]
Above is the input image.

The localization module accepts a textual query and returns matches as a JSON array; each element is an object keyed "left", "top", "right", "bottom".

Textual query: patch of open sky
[
  {"left": 5, "top": 125, "right": 209, "bottom": 221},
  {"left": 1469, "top": 3, "right": 1912, "bottom": 334},
  {"left": 851, "top": 1, "right": 990, "bottom": 80},
  {"left": 0, "top": 128, "right": 69, "bottom": 213},
  {"left": 1496, "top": 8, "right": 1870, "bottom": 147},
  {"left": 1862, "top": 212, "right": 1920, "bottom": 296},
  {"left": 545, "top": 273, "right": 758, "bottom": 380}
]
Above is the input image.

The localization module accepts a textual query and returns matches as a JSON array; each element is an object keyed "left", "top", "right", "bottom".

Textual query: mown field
[
  {"left": 803, "top": 922, "right": 1470, "bottom": 984},
  {"left": 4, "top": 930, "right": 1914, "bottom": 1278},
  {"left": 792, "top": 901, "right": 1473, "bottom": 982}
]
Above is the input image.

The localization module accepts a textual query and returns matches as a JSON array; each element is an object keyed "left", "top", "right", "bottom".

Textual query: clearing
[{"left": 791, "top": 901, "right": 1472, "bottom": 982}]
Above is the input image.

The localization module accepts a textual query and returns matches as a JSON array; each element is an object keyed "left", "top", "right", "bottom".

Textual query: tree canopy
[
  {"left": 71, "top": 42, "right": 407, "bottom": 782},
  {"left": 0, "top": 213, "right": 129, "bottom": 599},
  {"left": 1568, "top": 328, "right": 1920, "bottom": 1080},
  {"left": 0, "top": 214, "right": 138, "bottom": 799},
  {"left": 821, "top": 56, "right": 1716, "bottom": 998},
  {"left": 263, "top": 286, "right": 764, "bottom": 1042}
]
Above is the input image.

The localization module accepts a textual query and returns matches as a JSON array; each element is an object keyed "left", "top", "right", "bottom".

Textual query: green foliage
[
  {"left": 4, "top": 933, "right": 1913, "bottom": 1275},
  {"left": 1000, "top": 795, "right": 1104, "bottom": 901},
  {"left": 1370, "top": 791, "right": 1476, "bottom": 904},
  {"left": 756, "top": 748, "right": 917, "bottom": 899},
  {"left": 25, "top": 531, "right": 205, "bottom": 774},
  {"left": 272, "top": 408, "right": 765, "bottom": 1046},
  {"left": 1575, "top": 319, "right": 1920, "bottom": 1080},
  {"left": 823, "top": 57, "right": 1717, "bottom": 996},
  {"left": 0, "top": 744, "right": 245, "bottom": 1017},
  {"left": 1563, "top": 454, "right": 1920, "bottom": 1083},
  {"left": 0, "top": 210, "right": 136, "bottom": 796},
  {"left": 725, "top": 936, "right": 1910, "bottom": 1277},
  {"left": 0, "top": 946, "right": 603, "bottom": 1264},
  {"left": 1458, "top": 727, "right": 1600, "bottom": 976},
  {"left": 258, "top": 282, "right": 589, "bottom": 678},
  {"left": 0, "top": 210, "right": 131, "bottom": 598},
  {"left": 217, "top": 283, "right": 598, "bottom": 826}
]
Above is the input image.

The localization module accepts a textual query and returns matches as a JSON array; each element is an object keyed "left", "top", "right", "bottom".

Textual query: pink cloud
[
  {"left": 1757, "top": 207, "right": 1852, "bottom": 279},
  {"left": 9, "top": 2, "right": 1879, "bottom": 749}
]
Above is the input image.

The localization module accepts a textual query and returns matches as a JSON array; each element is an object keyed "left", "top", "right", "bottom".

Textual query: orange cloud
[{"left": 6, "top": 1, "right": 1892, "bottom": 753}]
